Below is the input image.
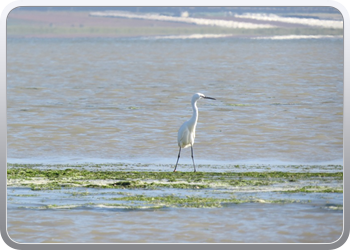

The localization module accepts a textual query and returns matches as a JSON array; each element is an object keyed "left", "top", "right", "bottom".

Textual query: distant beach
[{"left": 7, "top": 10, "right": 343, "bottom": 38}]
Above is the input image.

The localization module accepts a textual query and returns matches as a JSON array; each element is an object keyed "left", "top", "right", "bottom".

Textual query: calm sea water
[
  {"left": 7, "top": 36, "right": 343, "bottom": 165},
  {"left": 6, "top": 36, "right": 344, "bottom": 244}
]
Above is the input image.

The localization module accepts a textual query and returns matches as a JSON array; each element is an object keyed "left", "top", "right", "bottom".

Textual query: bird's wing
[{"left": 177, "top": 122, "right": 191, "bottom": 148}]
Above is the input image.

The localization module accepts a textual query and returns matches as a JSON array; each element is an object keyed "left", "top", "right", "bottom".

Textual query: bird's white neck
[{"left": 189, "top": 99, "right": 199, "bottom": 127}]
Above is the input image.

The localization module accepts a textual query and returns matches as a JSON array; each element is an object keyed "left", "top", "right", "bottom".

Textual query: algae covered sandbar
[
  {"left": 7, "top": 163, "right": 343, "bottom": 243},
  {"left": 7, "top": 163, "right": 343, "bottom": 209}
]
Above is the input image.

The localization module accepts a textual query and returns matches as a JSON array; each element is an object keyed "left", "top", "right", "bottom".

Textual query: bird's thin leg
[
  {"left": 191, "top": 146, "right": 196, "bottom": 172},
  {"left": 173, "top": 147, "right": 181, "bottom": 172}
]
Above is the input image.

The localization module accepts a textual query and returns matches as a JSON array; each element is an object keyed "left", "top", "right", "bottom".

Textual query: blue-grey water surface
[
  {"left": 7, "top": 36, "right": 343, "bottom": 164},
  {"left": 6, "top": 36, "right": 344, "bottom": 243}
]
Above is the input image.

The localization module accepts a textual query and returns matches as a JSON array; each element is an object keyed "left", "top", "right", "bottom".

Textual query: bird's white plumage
[
  {"left": 173, "top": 93, "right": 215, "bottom": 172},
  {"left": 177, "top": 121, "right": 195, "bottom": 148},
  {"left": 177, "top": 93, "right": 202, "bottom": 148}
]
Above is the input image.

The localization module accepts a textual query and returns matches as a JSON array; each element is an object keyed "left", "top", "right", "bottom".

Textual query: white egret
[{"left": 173, "top": 93, "right": 216, "bottom": 172}]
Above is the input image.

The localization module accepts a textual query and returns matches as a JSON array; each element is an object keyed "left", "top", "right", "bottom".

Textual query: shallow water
[
  {"left": 6, "top": 35, "right": 344, "bottom": 244},
  {"left": 7, "top": 36, "right": 343, "bottom": 164},
  {"left": 7, "top": 203, "right": 342, "bottom": 243}
]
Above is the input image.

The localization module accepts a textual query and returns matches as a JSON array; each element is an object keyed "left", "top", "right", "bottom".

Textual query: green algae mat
[{"left": 7, "top": 163, "right": 343, "bottom": 210}]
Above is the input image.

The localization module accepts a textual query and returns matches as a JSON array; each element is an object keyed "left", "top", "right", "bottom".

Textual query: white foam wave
[
  {"left": 254, "top": 35, "right": 343, "bottom": 40},
  {"left": 90, "top": 11, "right": 276, "bottom": 29},
  {"left": 146, "top": 34, "right": 234, "bottom": 40},
  {"left": 235, "top": 13, "right": 343, "bottom": 29}
]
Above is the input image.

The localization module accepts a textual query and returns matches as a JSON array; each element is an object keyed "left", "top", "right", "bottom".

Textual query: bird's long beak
[{"left": 204, "top": 96, "right": 216, "bottom": 100}]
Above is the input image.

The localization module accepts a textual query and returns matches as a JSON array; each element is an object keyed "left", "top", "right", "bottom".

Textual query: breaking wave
[
  {"left": 235, "top": 13, "right": 343, "bottom": 29},
  {"left": 253, "top": 35, "right": 343, "bottom": 40},
  {"left": 90, "top": 11, "right": 276, "bottom": 29},
  {"left": 145, "top": 34, "right": 234, "bottom": 40}
]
